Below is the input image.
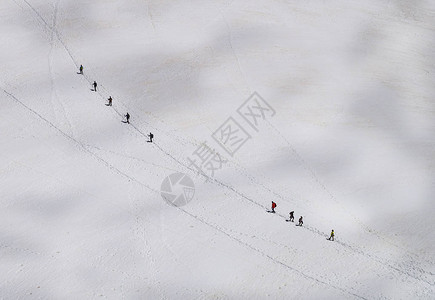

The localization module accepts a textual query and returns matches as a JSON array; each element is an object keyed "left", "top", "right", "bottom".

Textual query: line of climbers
[
  {"left": 79, "top": 64, "right": 154, "bottom": 143},
  {"left": 79, "top": 65, "right": 336, "bottom": 242},
  {"left": 271, "top": 201, "right": 335, "bottom": 241}
]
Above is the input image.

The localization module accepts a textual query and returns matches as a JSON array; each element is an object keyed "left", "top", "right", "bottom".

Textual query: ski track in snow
[
  {"left": 13, "top": 0, "right": 435, "bottom": 297},
  {"left": 2, "top": 85, "right": 371, "bottom": 299},
  {"left": 1, "top": 88, "right": 158, "bottom": 199},
  {"left": 112, "top": 123, "right": 435, "bottom": 290},
  {"left": 27, "top": 0, "right": 435, "bottom": 283},
  {"left": 45, "top": 0, "right": 56, "bottom": 120},
  {"left": 83, "top": 46, "right": 435, "bottom": 282},
  {"left": 84, "top": 144, "right": 179, "bottom": 174},
  {"left": 265, "top": 118, "right": 435, "bottom": 271},
  {"left": 2, "top": 86, "right": 165, "bottom": 298},
  {"left": 179, "top": 207, "right": 369, "bottom": 300},
  {"left": 14, "top": 4, "right": 174, "bottom": 296},
  {"left": 219, "top": 9, "right": 251, "bottom": 95},
  {"left": 151, "top": 136, "right": 435, "bottom": 288},
  {"left": 6, "top": 75, "right": 432, "bottom": 296},
  {"left": 0, "top": 161, "right": 142, "bottom": 296},
  {"left": 146, "top": 2, "right": 156, "bottom": 32},
  {"left": 46, "top": 0, "right": 73, "bottom": 136}
]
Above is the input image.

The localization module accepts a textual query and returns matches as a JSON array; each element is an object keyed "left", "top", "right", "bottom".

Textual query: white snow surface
[{"left": 1, "top": 0, "right": 434, "bottom": 299}]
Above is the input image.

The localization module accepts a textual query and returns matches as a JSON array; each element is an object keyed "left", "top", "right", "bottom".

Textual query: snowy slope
[{"left": 1, "top": 0, "right": 434, "bottom": 299}]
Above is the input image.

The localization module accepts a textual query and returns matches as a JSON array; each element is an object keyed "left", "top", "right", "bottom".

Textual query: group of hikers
[
  {"left": 79, "top": 65, "right": 335, "bottom": 242},
  {"left": 271, "top": 201, "right": 335, "bottom": 241},
  {"left": 79, "top": 65, "right": 154, "bottom": 143}
]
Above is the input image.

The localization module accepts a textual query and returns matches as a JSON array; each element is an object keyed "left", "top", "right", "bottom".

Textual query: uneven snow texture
[{"left": 1, "top": 0, "right": 434, "bottom": 299}]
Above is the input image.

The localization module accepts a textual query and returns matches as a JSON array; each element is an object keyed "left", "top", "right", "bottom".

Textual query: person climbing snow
[
  {"left": 289, "top": 211, "right": 294, "bottom": 222},
  {"left": 271, "top": 201, "right": 277, "bottom": 213},
  {"left": 93, "top": 81, "right": 97, "bottom": 92},
  {"left": 124, "top": 112, "right": 130, "bottom": 124},
  {"left": 298, "top": 216, "right": 303, "bottom": 226},
  {"left": 147, "top": 132, "right": 154, "bottom": 143},
  {"left": 79, "top": 64, "right": 83, "bottom": 74},
  {"left": 328, "top": 230, "right": 335, "bottom": 241},
  {"left": 106, "top": 96, "right": 112, "bottom": 106}
]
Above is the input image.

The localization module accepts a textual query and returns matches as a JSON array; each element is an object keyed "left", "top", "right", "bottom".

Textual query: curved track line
[
  {"left": 266, "top": 118, "right": 435, "bottom": 270},
  {"left": 2, "top": 88, "right": 367, "bottom": 299},
  {"left": 18, "top": 0, "right": 434, "bottom": 289},
  {"left": 179, "top": 207, "right": 368, "bottom": 300},
  {"left": 2, "top": 88, "right": 158, "bottom": 196}
]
